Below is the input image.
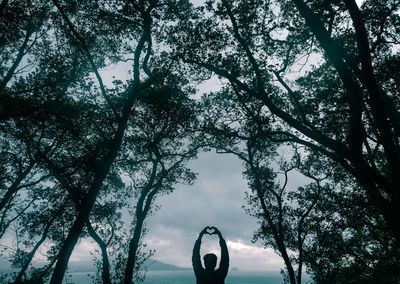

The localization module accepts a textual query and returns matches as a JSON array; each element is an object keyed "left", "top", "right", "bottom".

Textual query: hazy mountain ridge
[
  {"left": 0, "top": 258, "right": 189, "bottom": 273},
  {"left": 144, "top": 259, "right": 190, "bottom": 271}
]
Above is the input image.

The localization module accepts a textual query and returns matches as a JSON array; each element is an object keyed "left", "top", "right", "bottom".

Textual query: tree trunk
[
  {"left": 250, "top": 164, "right": 297, "bottom": 284},
  {"left": 49, "top": 206, "right": 88, "bottom": 284},
  {"left": 87, "top": 221, "right": 111, "bottom": 284},
  {"left": 49, "top": 163, "right": 119, "bottom": 284},
  {"left": 49, "top": 86, "right": 138, "bottom": 283},
  {"left": 276, "top": 237, "right": 296, "bottom": 284},
  {"left": 0, "top": 27, "right": 32, "bottom": 93},
  {"left": 256, "top": 189, "right": 296, "bottom": 284},
  {"left": 123, "top": 216, "right": 145, "bottom": 284},
  {"left": 291, "top": 0, "right": 400, "bottom": 242},
  {"left": 14, "top": 219, "right": 52, "bottom": 283},
  {"left": 297, "top": 246, "right": 303, "bottom": 284}
]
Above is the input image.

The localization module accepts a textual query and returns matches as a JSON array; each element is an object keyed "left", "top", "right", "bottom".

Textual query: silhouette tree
[
  {"left": 295, "top": 153, "right": 400, "bottom": 283},
  {"left": 13, "top": 199, "right": 70, "bottom": 284},
  {"left": 0, "top": 1, "right": 51, "bottom": 94},
  {"left": 2, "top": 0, "right": 399, "bottom": 283},
  {"left": 86, "top": 198, "right": 123, "bottom": 284},
  {"left": 119, "top": 82, "right": 198, "bottom": 284},
  {"left": 169, "top": 0, "right": 400, "bottom": 240},
  {"left": 201, "top": 89, "right": 327, "bottom": 284},
  {"left": 2, "top": 1, "right": 199, "bottom": 283},
  {"left": 201, "top": 87, "right": 400, "bottom": 283},
  {"left": 43, "top": 1, "right": 173, "bottom": 282},
  {"left": 0, "top": 182, "right": 76, "bottom": 283}
]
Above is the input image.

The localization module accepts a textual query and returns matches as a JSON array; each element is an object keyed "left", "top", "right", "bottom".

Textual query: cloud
[
  {"left": 70, "top": 240, "right": 97, "bottom": 262},
  {"left": 62, "top": 151, "right": 286, "bottom": 272},
  {"left": 145, "top": 224, "right": 283, "bottom": 271},
  {"left": 144, "top": 151, "right": 284, "bottom": 271},
  {"left": 227, "top": 240, "right": 283, "bottom": 271}
]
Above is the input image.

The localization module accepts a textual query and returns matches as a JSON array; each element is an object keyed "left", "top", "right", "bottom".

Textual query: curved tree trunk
[
  {"left": 254, "top": 181, "right": 296, "bottom": 284},
  {"left": 15, "top": 202, "right": 65, "bottom": 283},
  {"left": 48, "top": 1, "right": 153, "bottom": 282},
  {"left": 49, "top": 206, "right": 88, "bottom": 284},
  {"left": 15, "top": 218, "right": 52, "bottom": 283},
  {"left": 86, "top": 221, "right": 111, "bottom": 284},
  {"left": 49, "top": 74, "right": 141, "bottom": 284},
  {"left": 123, "top": 216, "right": 145, "bottom": 284}
]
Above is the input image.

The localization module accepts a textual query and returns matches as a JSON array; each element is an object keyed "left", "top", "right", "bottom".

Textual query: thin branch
[
  {"left": 272, "top": 71, "right": 309, "bottom": 125},
  {"left": 0, "top": 26, "right": 33, "bottom": 93},
  {"left": 184, "top": 57, "right": 348, "bottom": 158},
  {"left": 0, "top": 198, "right": 36, "bottom": 239},
  {"left": 51, "top": 0, "right": 120, "bottom": 121},
  {"left": 292, "top": 0, "right": 365, "bottom": 157},
  {"left": 221, "top": 0, "right": 265, "bottom": 93}
]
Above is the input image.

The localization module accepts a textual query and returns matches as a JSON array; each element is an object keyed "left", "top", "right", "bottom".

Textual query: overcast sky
[
  {"left": 144, "top": 151, "right": 283, "bottom": 271},
  {"left": 70, "top": 149, "right": 310, "bottom": 272}
]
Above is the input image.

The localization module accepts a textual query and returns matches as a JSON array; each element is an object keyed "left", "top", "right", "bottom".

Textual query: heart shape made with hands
[{"left": 205, "top": 226, "right": 216, "bottom": 235}]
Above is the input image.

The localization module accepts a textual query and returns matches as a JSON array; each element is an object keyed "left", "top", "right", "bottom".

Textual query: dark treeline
[{"left": 0, "top": 0, "right": 399, "bottom": 283}]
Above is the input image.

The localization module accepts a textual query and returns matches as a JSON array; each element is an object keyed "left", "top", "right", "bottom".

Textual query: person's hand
[
  {"left": 199, "top": 226, "right": 222, "bottom": 237},
  {"left": 199, "top": 227, "right": 209, "bottom": 237},
  {"left": 210, "top": 226, "right": 222, "bottom": 237}
]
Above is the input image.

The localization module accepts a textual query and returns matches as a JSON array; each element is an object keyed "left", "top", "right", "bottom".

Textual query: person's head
[{"left": 203, "top": 253, "right": 217, "bottom": 271}]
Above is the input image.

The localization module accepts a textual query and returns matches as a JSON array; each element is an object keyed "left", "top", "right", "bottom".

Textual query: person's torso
[{"left": 196, "top": 269, "right": 225, "bottom": 284}]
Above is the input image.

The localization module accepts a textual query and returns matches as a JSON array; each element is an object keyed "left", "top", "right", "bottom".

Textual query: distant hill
[
  {"left": 67, "top": 260, "right": 96, "bottom": 272},
  {"left": 66, "top": 258, "right": 190, "bottom": 272},
  {"left": 144, "top": 259, "right": 191, "bottom": 271},
  {"left": 0, "top": 258, "right": 189, "bottom": 273}
]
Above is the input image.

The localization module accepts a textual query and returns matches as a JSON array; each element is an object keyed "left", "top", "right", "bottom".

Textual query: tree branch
[
  {"left": 0, "top": 26, "right": 32, "bottom": 93},
  {"left": 51, "top": 0, "right": 120, "bottom": 121}
]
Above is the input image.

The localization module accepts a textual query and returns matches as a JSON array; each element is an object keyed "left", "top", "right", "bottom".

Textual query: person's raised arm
[
  {"left": 213, "top": 227, "right": 229, "bottom": 276},
  {"left": 192, "top": 227, "right": 207, "bottom": 274}
]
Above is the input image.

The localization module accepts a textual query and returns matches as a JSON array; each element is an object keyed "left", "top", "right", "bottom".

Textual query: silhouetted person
[{"left": 192, "top": 226, "right": 229, "bottom": 284}]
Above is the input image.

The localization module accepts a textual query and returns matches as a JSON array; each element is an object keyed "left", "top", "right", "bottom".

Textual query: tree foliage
[
  {"left": 169, "top": 0, "right": 400, "bottom": 238},
  {"left": 168, "top": 0, "right": 400, "bottom": 282},
  {"left": 1, "top": 0, "right": 399, "bottom": 283},
  {"left": 1, "top": 1, "right": 198, "bottom": 284}
]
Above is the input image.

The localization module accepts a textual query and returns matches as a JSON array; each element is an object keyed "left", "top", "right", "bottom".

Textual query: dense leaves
[{"left": 1, "top": 0, "right": 399, "bottom": 283}]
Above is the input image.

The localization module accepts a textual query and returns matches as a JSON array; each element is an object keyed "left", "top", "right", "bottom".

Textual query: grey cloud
[{"left": 144, "top": 151, "right": 281, "bottom": 270}]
